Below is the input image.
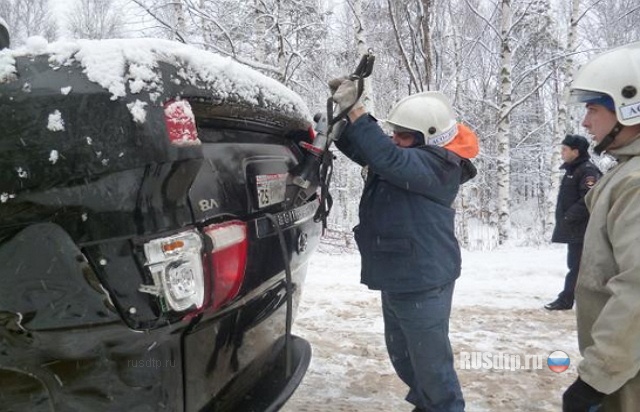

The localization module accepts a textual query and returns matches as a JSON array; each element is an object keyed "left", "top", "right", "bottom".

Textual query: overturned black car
[{"left": 0, "top": 38, "right": 323, "bottom": 411}]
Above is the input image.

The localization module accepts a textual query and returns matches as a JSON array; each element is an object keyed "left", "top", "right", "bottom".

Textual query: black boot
[{"left": 544, "top": 298, "right": 573, "bottom": 311}]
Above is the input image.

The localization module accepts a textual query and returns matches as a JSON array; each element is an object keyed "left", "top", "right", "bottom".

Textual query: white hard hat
[
  {"left": 568, "top": 41, "right": 640, "bottom": 126},
  {"left": 386, "top": 91, "right": 458, "bottom": 146}
]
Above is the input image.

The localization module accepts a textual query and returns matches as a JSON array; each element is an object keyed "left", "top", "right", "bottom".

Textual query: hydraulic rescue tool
[{"left": 293, "top": 51, "right": 375, "bottom": 230}]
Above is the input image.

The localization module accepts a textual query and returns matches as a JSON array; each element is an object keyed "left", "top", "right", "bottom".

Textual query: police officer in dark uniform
[{"left": 545, "top": 134, "right": 602, "bottom": 310}]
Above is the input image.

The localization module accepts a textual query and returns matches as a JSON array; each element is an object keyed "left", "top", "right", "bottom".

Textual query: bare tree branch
[
  {"left": 463, "top": 0, "right": 501, "bottom": 38},
  {"left": 386, "top": 0, "right": 421, "bottom": 91},
  {"left": 574, "top": 0, "right": 606, "bottom": 25},
  {"left": 614, "top": 4, "right": 640, "bottom": 23},
  {"left": 499, "top": 70, "right": 553, "bottom": 122},
  {"left": 131, "top": 0, "right": 186, "bottom": 43}
]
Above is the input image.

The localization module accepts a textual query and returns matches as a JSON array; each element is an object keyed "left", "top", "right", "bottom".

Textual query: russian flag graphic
[{"left": 547, "top": 350, "right": 570, "bottom": 373}]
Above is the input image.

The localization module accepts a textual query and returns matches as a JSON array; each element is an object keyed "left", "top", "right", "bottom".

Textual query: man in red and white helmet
[
  {"left": 562, "top": 41, "right": 640, "bottom": 412},
  {"left": 329, "top": 78, "right": 478, "bottom": 412}
]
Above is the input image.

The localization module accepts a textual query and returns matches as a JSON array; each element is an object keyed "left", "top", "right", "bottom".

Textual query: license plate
[
  {"left": 254, "top": 199, "right": 319, "bottom": 238},
  {"left": 255, "top": 173, "right": 287, "bottom": 208}
]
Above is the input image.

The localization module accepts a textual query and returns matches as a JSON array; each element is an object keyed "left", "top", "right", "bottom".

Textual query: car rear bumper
[
  {"left": 0, "top": 326, "right": 311, "bottom": 412},
  {"left": 201, "top": 334, "right": 311, "bottom": 412}
]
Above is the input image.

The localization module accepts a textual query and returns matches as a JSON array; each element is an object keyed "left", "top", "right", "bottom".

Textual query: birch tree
[
  {"left": 457, "top": 0, "right": 562, "bottom": 245},
  {"left": 172, "top": 0, "right": 186, "bottom": 41},
  {"left": 131, "top": 0, "right": 327, "bottom": 87},
  {"left": 583, "top": 0, "right": 640, "bottom": 49},
  {"left": 128, "top": 0, "right": 189, "bottom": 42},
  {"left": 387, "top": 0, "right": 435, "bottom": 92},
  {"left": 502, "top": 0, "right": 558, "bottom": 242},
  {"left": 546, "top": 0, "right": 581, "bottom": 237},
  {"left": 495, "top": 0, "right": 513, "bottom": 245},
  {"left": 325, "top": 0, "right": 376, "bottom": 239},
  {"left": 68, "top": 0, "right": 124, "bottom": 39},
  {"left": 351, "top": 0, "right": 376, "bottom": 111},
  {"left": 434, "top": 0, "right": 489, "bottom": 247}
]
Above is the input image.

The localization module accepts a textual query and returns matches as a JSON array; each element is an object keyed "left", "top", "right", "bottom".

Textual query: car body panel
[{"left": 0, "top": 39, "right": 320, "bottom": 411}]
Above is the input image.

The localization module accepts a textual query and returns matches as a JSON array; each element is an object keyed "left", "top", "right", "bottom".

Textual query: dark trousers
[
  {"left": 381, "top": 282, "right": 465, "bottom": 412},
  {"left": 558, "top": 242, "right": 583, "bottom": 304}
]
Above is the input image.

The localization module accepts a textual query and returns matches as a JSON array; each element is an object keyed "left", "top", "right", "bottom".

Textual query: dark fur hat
[{"left": 562, "top": 134, "right": 590, "bottom": 155}]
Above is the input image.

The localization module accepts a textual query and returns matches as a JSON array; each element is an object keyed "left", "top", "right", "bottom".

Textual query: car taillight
[
  {"left": 163, "top": 99, "right": 201, "bottom": 146},
  {"left": 140, "top": 230, "right": 205, "bottom": 312},
  {"left": 203, "top": 220, "right": 248, "bottom": 310},
  {"left": 138, "top": 221, "right": 248, "bottom": 317}
]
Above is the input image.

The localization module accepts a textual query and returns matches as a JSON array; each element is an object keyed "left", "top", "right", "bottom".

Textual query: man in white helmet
[
  {"left": 562, "top": 41, "right": 640, "bottom": 412},
  {"left": 329, "top": 78, "right": 478, "bottom": 412}
]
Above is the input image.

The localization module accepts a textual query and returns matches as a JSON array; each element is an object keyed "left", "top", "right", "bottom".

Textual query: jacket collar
[
  {"left": 560, "top": 153, "right": 590, "bottom": 172},
  {"left": 607, "top": 132, "right": 640, "bottom": 161}
]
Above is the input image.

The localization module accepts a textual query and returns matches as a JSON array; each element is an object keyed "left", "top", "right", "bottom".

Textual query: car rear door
[{"left": 180, "top": 104, "right": 320, "bottom": 411}]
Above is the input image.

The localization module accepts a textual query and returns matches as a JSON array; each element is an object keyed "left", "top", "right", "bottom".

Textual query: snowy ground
[{"left": 282, "top": 244, "right": 580, "bottom": 412}]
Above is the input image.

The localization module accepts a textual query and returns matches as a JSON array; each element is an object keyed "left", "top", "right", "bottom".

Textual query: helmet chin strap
[{"left": 594, "top": 122, "right": 624, "bottom": 155}]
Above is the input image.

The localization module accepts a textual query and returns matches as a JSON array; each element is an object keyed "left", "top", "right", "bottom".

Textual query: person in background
[
  {"left": 329, "top": 78, "right": 478, "bottom": 412},
  {"left": 562, "top": 41, "right": 640, "bottom": 412},
  {"left": 544, "top": 134, "right": 601, "bottom": 311},
  {"left": 0, "top": 17, "right": 9, "bottom": 50}
]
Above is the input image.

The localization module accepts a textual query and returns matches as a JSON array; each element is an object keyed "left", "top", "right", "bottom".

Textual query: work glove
[
  {"left": 328, "top": 77, "right": 364, "bottom": 113},
  {"left": 562, "top": 377, "right": 605, "bottom": 412}
]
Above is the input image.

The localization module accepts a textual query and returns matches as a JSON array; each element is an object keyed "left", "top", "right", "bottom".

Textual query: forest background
[{"left": 3, "top": 0, "right": 639, "bottom": 250}]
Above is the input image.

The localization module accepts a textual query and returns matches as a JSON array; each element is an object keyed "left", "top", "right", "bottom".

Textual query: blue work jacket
[{"left": 335, "top": 114, "right": 464, "bottom": 292}]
